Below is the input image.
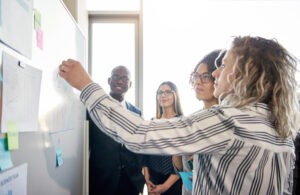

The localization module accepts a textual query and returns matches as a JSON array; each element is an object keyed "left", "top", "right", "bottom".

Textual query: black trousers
[{"left": 115, "top": 168, "right": 140, "bottom": 195}]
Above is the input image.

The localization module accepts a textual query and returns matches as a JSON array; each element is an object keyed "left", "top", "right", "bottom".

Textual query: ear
[{"left": 128, "top": 81, "right": 132, "bottom": 88}]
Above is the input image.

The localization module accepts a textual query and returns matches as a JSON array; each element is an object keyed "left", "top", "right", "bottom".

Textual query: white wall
[{"left": 62, "top": 0, "right": 88, "bottom": 37}]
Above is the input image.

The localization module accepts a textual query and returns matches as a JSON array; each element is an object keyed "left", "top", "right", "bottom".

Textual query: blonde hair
[
  {"left": 223, "top": 36, "right": 300, "bottom": 139},
  {"left": 156, "top": 81, "right": 184, "bottom": 119}
]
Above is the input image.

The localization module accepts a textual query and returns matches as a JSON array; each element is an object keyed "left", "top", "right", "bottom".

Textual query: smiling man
[{"left": 88, "top": 65, "right": 145, "bottom": 195}]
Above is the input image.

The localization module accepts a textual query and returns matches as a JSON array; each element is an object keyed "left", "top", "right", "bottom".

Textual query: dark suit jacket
[{"left": 88, "top": 101, "right": 145, "bottom": 195}]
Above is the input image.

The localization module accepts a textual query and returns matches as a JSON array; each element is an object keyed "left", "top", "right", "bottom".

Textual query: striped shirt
[{"left": 82, "top": 83, "right": 295, "bottom": 195}]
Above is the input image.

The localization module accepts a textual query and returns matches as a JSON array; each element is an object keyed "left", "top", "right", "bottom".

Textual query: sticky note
[
  {"left": 7, "top": 122, "right": 19, "bottom": 150},
  {"left": 36, "top": 27, "right": 43, "bottom": 50},
  {"left": 0, "top": 138, "right": 13, "bottom": 171},
  {"left": 56, "top": 146, "right": 63, "bottom": 167},
  {"left": 0, "top": 72, "right": 2, "bottom": 81},
  {"left": 34, "top": 9, "right": 41, "bottom": 30},
  {"left": 179, "top": 172, "right": 193, "bottom": 191}
]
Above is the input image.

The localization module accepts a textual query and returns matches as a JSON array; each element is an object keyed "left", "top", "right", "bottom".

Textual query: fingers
[
  {"left": 58, "top": 69, "right": 66, "bottom": 78},
  {"left": 58, "top": 59, "right": 92, "bottom": 91},
  {"left": 59, "top": 64, "right": 71, "bottom": 73},
  {"left": 59, "top": 59, "right": 74, "bottom": 74}
]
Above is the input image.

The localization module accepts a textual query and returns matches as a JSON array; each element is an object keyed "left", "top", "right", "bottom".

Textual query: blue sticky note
[
  {"left": 56, "top": 146, "right": 63, "bottom": 167},
  {"left": 0, "top": 138, "right": 13, "bottom": 171},
  {"left": 179, "top": 172, "right": 193, "bottom": 191}
]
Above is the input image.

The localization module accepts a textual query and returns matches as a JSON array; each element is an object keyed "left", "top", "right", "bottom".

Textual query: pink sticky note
[{"left": 36, "top": 27, "right": 43, "bottom": 50}]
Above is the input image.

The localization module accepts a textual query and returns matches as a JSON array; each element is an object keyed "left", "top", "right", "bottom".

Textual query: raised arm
[{"left": 59, "top": 59, "right": 233, "bottom": 155}]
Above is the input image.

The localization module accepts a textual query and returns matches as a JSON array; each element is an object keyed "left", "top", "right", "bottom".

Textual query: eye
[
  {"left": 203, "top": 74, "right": 210, "bottom": 79},
  {"left": 192, "top": 73, "right": 199, "bottom": 80},
  {"left": 220, "top": 64, "right": 225, "bottom": 68}
]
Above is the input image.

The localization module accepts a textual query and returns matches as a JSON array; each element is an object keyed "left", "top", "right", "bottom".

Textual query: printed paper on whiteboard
[{"left": 1, "top": 52, "right": 42, "bottom": 132}]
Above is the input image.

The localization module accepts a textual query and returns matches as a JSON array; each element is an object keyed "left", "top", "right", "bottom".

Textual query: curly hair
[{"left": 223, "top": 36, "right": 300, "bottom": 139}]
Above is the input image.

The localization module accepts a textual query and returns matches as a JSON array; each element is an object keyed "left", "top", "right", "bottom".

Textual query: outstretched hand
[{"left": 58, "top": 59, "right": 93, "bottom": 91}]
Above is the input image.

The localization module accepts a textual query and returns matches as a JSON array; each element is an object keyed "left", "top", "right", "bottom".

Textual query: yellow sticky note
[{"left": 7, "top": 122, "right": 19, "bottom": 150}]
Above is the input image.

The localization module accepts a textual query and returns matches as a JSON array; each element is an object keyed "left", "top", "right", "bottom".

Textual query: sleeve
[
  {"left": 283, "top": 155, "right": 295, "bottom": 195},
  {"left": 81, "top": 83, "right": 234, "bottom": 155}
]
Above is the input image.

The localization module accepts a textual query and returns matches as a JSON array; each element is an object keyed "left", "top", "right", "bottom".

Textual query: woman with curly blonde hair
[
  {"left": 59, "top": 35, "right": 300, "bottom": 195},
  {"left": 215, "top": 36, "right": 299, "bottom": 139}
]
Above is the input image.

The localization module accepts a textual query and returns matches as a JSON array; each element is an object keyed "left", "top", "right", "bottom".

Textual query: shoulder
[{"left": 126, "top": 101, "right": 142, "bottom": 116}]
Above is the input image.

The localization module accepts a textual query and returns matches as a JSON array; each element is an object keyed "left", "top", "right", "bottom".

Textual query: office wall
[{"left": 0, "top": 0, "right": 87, "bottom": 194}]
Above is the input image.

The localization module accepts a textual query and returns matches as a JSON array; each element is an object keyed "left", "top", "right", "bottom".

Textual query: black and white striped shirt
[{"left": 81, "top": 83, "right": 295, "bottom": 195}]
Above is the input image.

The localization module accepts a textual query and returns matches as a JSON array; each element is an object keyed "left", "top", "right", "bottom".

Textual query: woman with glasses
[
  {"left": 172, "top": 49, "right": 226, "bottom": 195},
  {"left": 143, "top": 81, "right": 183, "bottom": 195},
  {"left": 59, "top": 36, "right": 300, "bottom": 195}
]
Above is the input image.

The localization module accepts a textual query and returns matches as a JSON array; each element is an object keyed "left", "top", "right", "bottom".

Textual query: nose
[
  {"left": 116, "top": 79, "right": 124, "bottom": 84},
  {"left": 212, "top": 67, "right": 220, "bottom": 79}
]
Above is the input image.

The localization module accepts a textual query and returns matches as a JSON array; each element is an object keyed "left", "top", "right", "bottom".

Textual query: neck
[
  {"left": 161, "top": 106, "right": 177, "bottom": 119},
  {"left": 203, "top": 98, "right": 218, "bottom": 109},
  {"left": 110, "top": 93, "right": 124, "bottom": 102}
]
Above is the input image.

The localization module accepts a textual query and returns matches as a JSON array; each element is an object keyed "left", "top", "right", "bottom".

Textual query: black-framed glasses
[
  {"left": 111, "top": 75, "right": 130, "bottom": 82},
  {"left": 157, "top": 90, "right": 174, "bottom": 96},
  {"left": 191, "top": 72, "right": 213, "bottom": 83}
]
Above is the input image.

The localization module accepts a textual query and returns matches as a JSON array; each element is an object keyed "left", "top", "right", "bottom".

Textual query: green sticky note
[
  {"left": 34, "top": 9, "right": 41, "bottom": 30},
  {"left": 7, "top": 122, "right": 19, "bottom": 150}
]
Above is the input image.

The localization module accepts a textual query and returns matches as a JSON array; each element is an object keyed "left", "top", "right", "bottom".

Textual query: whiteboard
[{"left": 0, "top": 0, "right": 87, "bottom": 194}]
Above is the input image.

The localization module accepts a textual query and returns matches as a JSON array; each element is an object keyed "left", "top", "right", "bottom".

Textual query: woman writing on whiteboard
[{"left": 59, "top": 36, "right": 300, "bottom": 194}]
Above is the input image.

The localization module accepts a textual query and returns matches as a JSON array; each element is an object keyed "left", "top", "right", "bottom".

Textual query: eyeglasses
[
  {"left": 111, "top": 75, "right": 129, "bottom": 82},
  {"left": 157, "top": 90, "right": 174, "bottom": 96},
  {"left": 191, "top": 72, "right": 213, "bottom": 83}
]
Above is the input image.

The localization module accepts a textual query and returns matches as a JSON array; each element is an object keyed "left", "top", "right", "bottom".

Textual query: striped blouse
[{"left": 82, "top": 83, "right": 295, "bottom": 195}]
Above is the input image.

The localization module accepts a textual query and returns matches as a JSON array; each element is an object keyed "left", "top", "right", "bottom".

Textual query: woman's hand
[
  {"left": 59, "top": 59, "right": 93, "bottom": 91},
  {"left": 149, "top": 183, "right": 169, "bottom": 194},
  {"left": 146, "top": 179, "right": 156, "bottom": 193}
]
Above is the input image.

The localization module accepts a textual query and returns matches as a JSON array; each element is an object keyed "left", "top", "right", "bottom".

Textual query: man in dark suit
[{"left": 88, "top": 65, "right": 145, "bottom": 195}]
